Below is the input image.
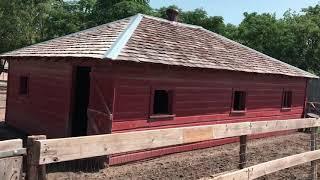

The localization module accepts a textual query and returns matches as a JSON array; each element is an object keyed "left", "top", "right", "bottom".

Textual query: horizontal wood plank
[
  {"left": 37, "top": 118, "right": 319, "bottom": 165},
  {"left": 0, "top": 139, "right": 23, "bottom": 180},
  {"left": 0, "top": 148, "right": 26, "bottom": 159},
  {"left": 210, "top": 149, "right": 320, "bottom": 180},
  {"left": 0, "top": 156, "right": 23, "bottom": 180},
  {"left": 0, "top": 139, "right": 23, "bottom": 151}
]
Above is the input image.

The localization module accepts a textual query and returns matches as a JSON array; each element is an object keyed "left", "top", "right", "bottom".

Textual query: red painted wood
[
  {"left": 109, "top": 63, "right": 307, "bottom": 132},
  {"left": 6, "top": 60, "right": 73, "bottom": 138},
  {"left": 5, "top": 59, "right": 309, "bottom": 164},
  {"left": 87, "top": 68, "right": 114, "bottom": 135}
]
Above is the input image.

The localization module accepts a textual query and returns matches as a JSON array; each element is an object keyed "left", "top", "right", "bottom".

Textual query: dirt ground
[{"left": 48, "top": 132, "right": 317, "bottom": 180}]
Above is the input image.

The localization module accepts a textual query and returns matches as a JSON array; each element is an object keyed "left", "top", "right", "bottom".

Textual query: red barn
[{"left": 0, "top": 12, "right": 318, "bottom": 164}]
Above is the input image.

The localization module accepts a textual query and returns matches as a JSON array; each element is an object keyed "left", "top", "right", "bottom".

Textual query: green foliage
[
  {"left": 93, "top": 0, "right": 152, "bottom": 24},
  {"left": 154, "top": 7, "right": 225, "bottom": 33},
  {"left": 236, "top": 13, "right": 280, "bottom": 57},
  {"left": 181, "top": 8, "right": 225, "bottom": 33},
  {"left": 1, "top": 1, "right": 320, "bottom": 75}
]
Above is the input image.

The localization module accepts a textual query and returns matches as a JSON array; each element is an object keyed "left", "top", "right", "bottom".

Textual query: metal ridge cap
[{"left": 104, "top": 14, "right": 143, "bottom": 60}]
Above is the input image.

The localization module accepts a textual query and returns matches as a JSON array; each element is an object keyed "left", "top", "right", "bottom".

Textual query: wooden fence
[
  {"left": 1, "top": 118, "right": 319, "bottom": 180},
  {"left": 209, "top": 149, "right": 320, "bottom": 180},
  {"left": 0, "top": 139, "right": 26, "bottom": 180},
  {"left": 21, "top": 117, "right": 319, "bottom": 180}
]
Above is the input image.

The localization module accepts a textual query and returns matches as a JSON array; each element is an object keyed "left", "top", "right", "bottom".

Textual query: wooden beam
[
  {"left": 27, "top": 135, "right": 47, "bottom": 180},
  {"left": 0, "top": 139, "right": 23, "bottom": 180},
  {"left": 37, "top": 118, "right": 319, "bottom": 165},
  {"left": 210, "top": 149, "right": 320, "bottom": 180},
  {"left": 239, "top": 135, "right": 247, "bottom": 169},
  {"left": 310, "top": 127, "right": 318, "bottom": 180},
  {"left": 0, "top": 148, "right": 26, "bottom": 159},
  {"left": 0, "top": 139, "right": 23, "bottom": 151}
]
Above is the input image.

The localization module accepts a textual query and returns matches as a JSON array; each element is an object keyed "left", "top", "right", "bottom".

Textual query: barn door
[{"left": 71, "top": 66, "right": 91, "bottom": 137}]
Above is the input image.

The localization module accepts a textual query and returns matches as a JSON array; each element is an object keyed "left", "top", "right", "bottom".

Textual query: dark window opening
[
  {"left": 282, "top": 91, "right": 292, "bottom": 108},
  {"left": 19, "top": 76, "right": 29, "bottom": 95},
  {"left": 71, "top": 66, "right": 91, "bottom": 137},
  {"left": 233, "top": 91, "right": 246, "bottom": 111},
  {"left": 153, "top": 90, "right": 172, "bottom": 115}
]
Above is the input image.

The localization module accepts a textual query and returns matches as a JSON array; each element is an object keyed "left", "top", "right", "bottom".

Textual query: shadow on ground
[{"left": 0, "top": 121, "right": 27, "bottom": 141}]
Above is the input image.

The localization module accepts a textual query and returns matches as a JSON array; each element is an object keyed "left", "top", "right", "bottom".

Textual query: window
[
  {"left": 19, "top": 76, "right": 29, "bottom": 95},
  {"left": 153, "top": 90, "right": 172, "bottom": 115},
  {"left": 282, "top": 91, "right": 292, "bottom": 108},
  {"left": 232, "top": 91, "right": 246, "bottom": 111}
]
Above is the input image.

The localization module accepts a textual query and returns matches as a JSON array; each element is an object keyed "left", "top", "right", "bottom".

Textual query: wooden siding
[
  {"left": 6, "top": 60, "right": 308, "bottom": 137},
  {"left": 6, "top": 60, "right": 73, "bottom": 138},
  {"left": 87, "top": 65, "right": 115, "bottom": 135},
  {"left": 107, "top": 63, "right": 307, "bottom": 132},
  {"left": 5, "top": 60, "right": 309, "bottom": 165}
]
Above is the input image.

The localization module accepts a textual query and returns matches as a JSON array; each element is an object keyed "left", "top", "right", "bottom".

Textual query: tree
[
  {"left": 154, "top": 7, "right": 225, "bottom": 34},
  {"left": 236, "top": 12, "right": 280, "bottom": 57},
  {"left": 281, "top": 7, "right": 320, "bottom": 73},
  {"left": 0, "top": 0, "right": 33, "bottom": 53},
  {"left": 181, "top": 8, "right": 225, "bottom": 33},
  {"left": 93, "top": 0, "right": 152, "bottom": 25},
  {"left": 42, "top": 0, "right": 96, "bottom": 40}
]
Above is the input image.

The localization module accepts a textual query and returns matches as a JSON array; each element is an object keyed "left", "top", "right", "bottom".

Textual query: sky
[{"left": 150, "top": 0, "right": 320, "bottom": 25}]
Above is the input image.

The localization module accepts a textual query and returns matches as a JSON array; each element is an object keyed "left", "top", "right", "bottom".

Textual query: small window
[
  {"left": 233, "top": 91, "right": 246, "bottom": 111},
  {"left": 282, "top": 91, "right": 292, "bottom": 108},
  {"left": 19, "top": 76, "right": 29, "bottom": 95},
  {"left": 153, "top": 90, "right": 172, "bottom": 115}
]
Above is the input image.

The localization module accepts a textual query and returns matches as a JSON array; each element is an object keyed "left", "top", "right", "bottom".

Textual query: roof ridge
[
  {"left": 140, "top": 14, "right": 203, "bottom": 29},
  {"left": 199, "top": 27, "right": 318, "bottom": 78},
  {"left": 104, "top": 14, "right": 143, "bottom": 60}
]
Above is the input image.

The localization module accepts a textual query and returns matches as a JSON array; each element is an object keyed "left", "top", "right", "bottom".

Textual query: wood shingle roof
[{"left": 1, "top": 14, "right": 317, "bottom": 78}]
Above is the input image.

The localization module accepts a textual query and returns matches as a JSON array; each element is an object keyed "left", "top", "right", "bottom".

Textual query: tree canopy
[{"left": 1, "top": 1, "right": 320, "bottom": 74}]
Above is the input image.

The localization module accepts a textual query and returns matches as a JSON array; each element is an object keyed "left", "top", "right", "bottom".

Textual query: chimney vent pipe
[{"left": 166, "top": 8, "right": 179, "bottom": 21}]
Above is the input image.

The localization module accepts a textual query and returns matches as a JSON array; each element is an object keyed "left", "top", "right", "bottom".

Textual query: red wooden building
[{"left": 0, "top": 11, "right": 318, "bottom": 164}]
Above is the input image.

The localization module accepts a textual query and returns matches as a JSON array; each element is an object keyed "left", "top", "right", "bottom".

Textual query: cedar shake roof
[{"left": 1, "top": 14, "right": 317, "bottom": 78}]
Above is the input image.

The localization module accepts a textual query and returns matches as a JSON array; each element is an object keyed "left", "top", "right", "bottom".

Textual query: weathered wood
[
  {"left": 0, "top": 148, "right": 26, "bottom": 159},
  {"left": 37, "top": 118, "right": 319, "bottom": 165},
  {"left": 210, "top": 149, "right": 320, "bottom": 180},
  {"left": 0, "top": 139, "right": 23, "bottom": 151},
  {"left": 0, "top": 156, "right": 23, "bottom": 180},
  {"left": 0, "top": 139, "right": 23, "bottom": 180},
  {"left": 239, "top": 135, "right": 247, "bottom": 169},
  {"left": 310, "top": 127, "right": 318, "bottom": 180},
  {"left": 27, "top": 135, "right": 47, "bottom": 180}
]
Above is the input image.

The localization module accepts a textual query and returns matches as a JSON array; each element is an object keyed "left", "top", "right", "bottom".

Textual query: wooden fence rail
[
  {"left": 35, "top": 118, "right": 319, "bottom": 165},
  {"left": 21, "top": 117, "right": 320, "bottom": 180},
  {"left": 210, "top": 149, "right": 320, "bottom": 180},
  {"left": 0, "top": 139, "right": 25, "bottom": 180}
]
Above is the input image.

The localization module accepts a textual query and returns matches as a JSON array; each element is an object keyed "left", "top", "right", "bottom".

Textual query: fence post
[
  {"left": 27, "top": 135, "right": 47, "bottom": 180},
  {"left": 239, "top": 135, "right": 247, "bottom": 169},
  {"left": 311, "top": 127, "right": 318, "bottom": 180}
]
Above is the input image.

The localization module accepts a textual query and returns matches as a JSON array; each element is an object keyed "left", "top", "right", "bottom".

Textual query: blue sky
[{"left": 150, "top": 0, "right": 320, "bottom": 24}]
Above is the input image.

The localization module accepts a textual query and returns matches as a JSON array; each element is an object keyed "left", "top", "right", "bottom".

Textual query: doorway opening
[{"left": 71, "top": 66, "right": 91, "bottom": 137}]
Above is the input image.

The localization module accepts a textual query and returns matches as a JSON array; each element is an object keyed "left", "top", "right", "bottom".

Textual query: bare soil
[{"left": 48, "top": 133, "right": 317, "bottom": 180}]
